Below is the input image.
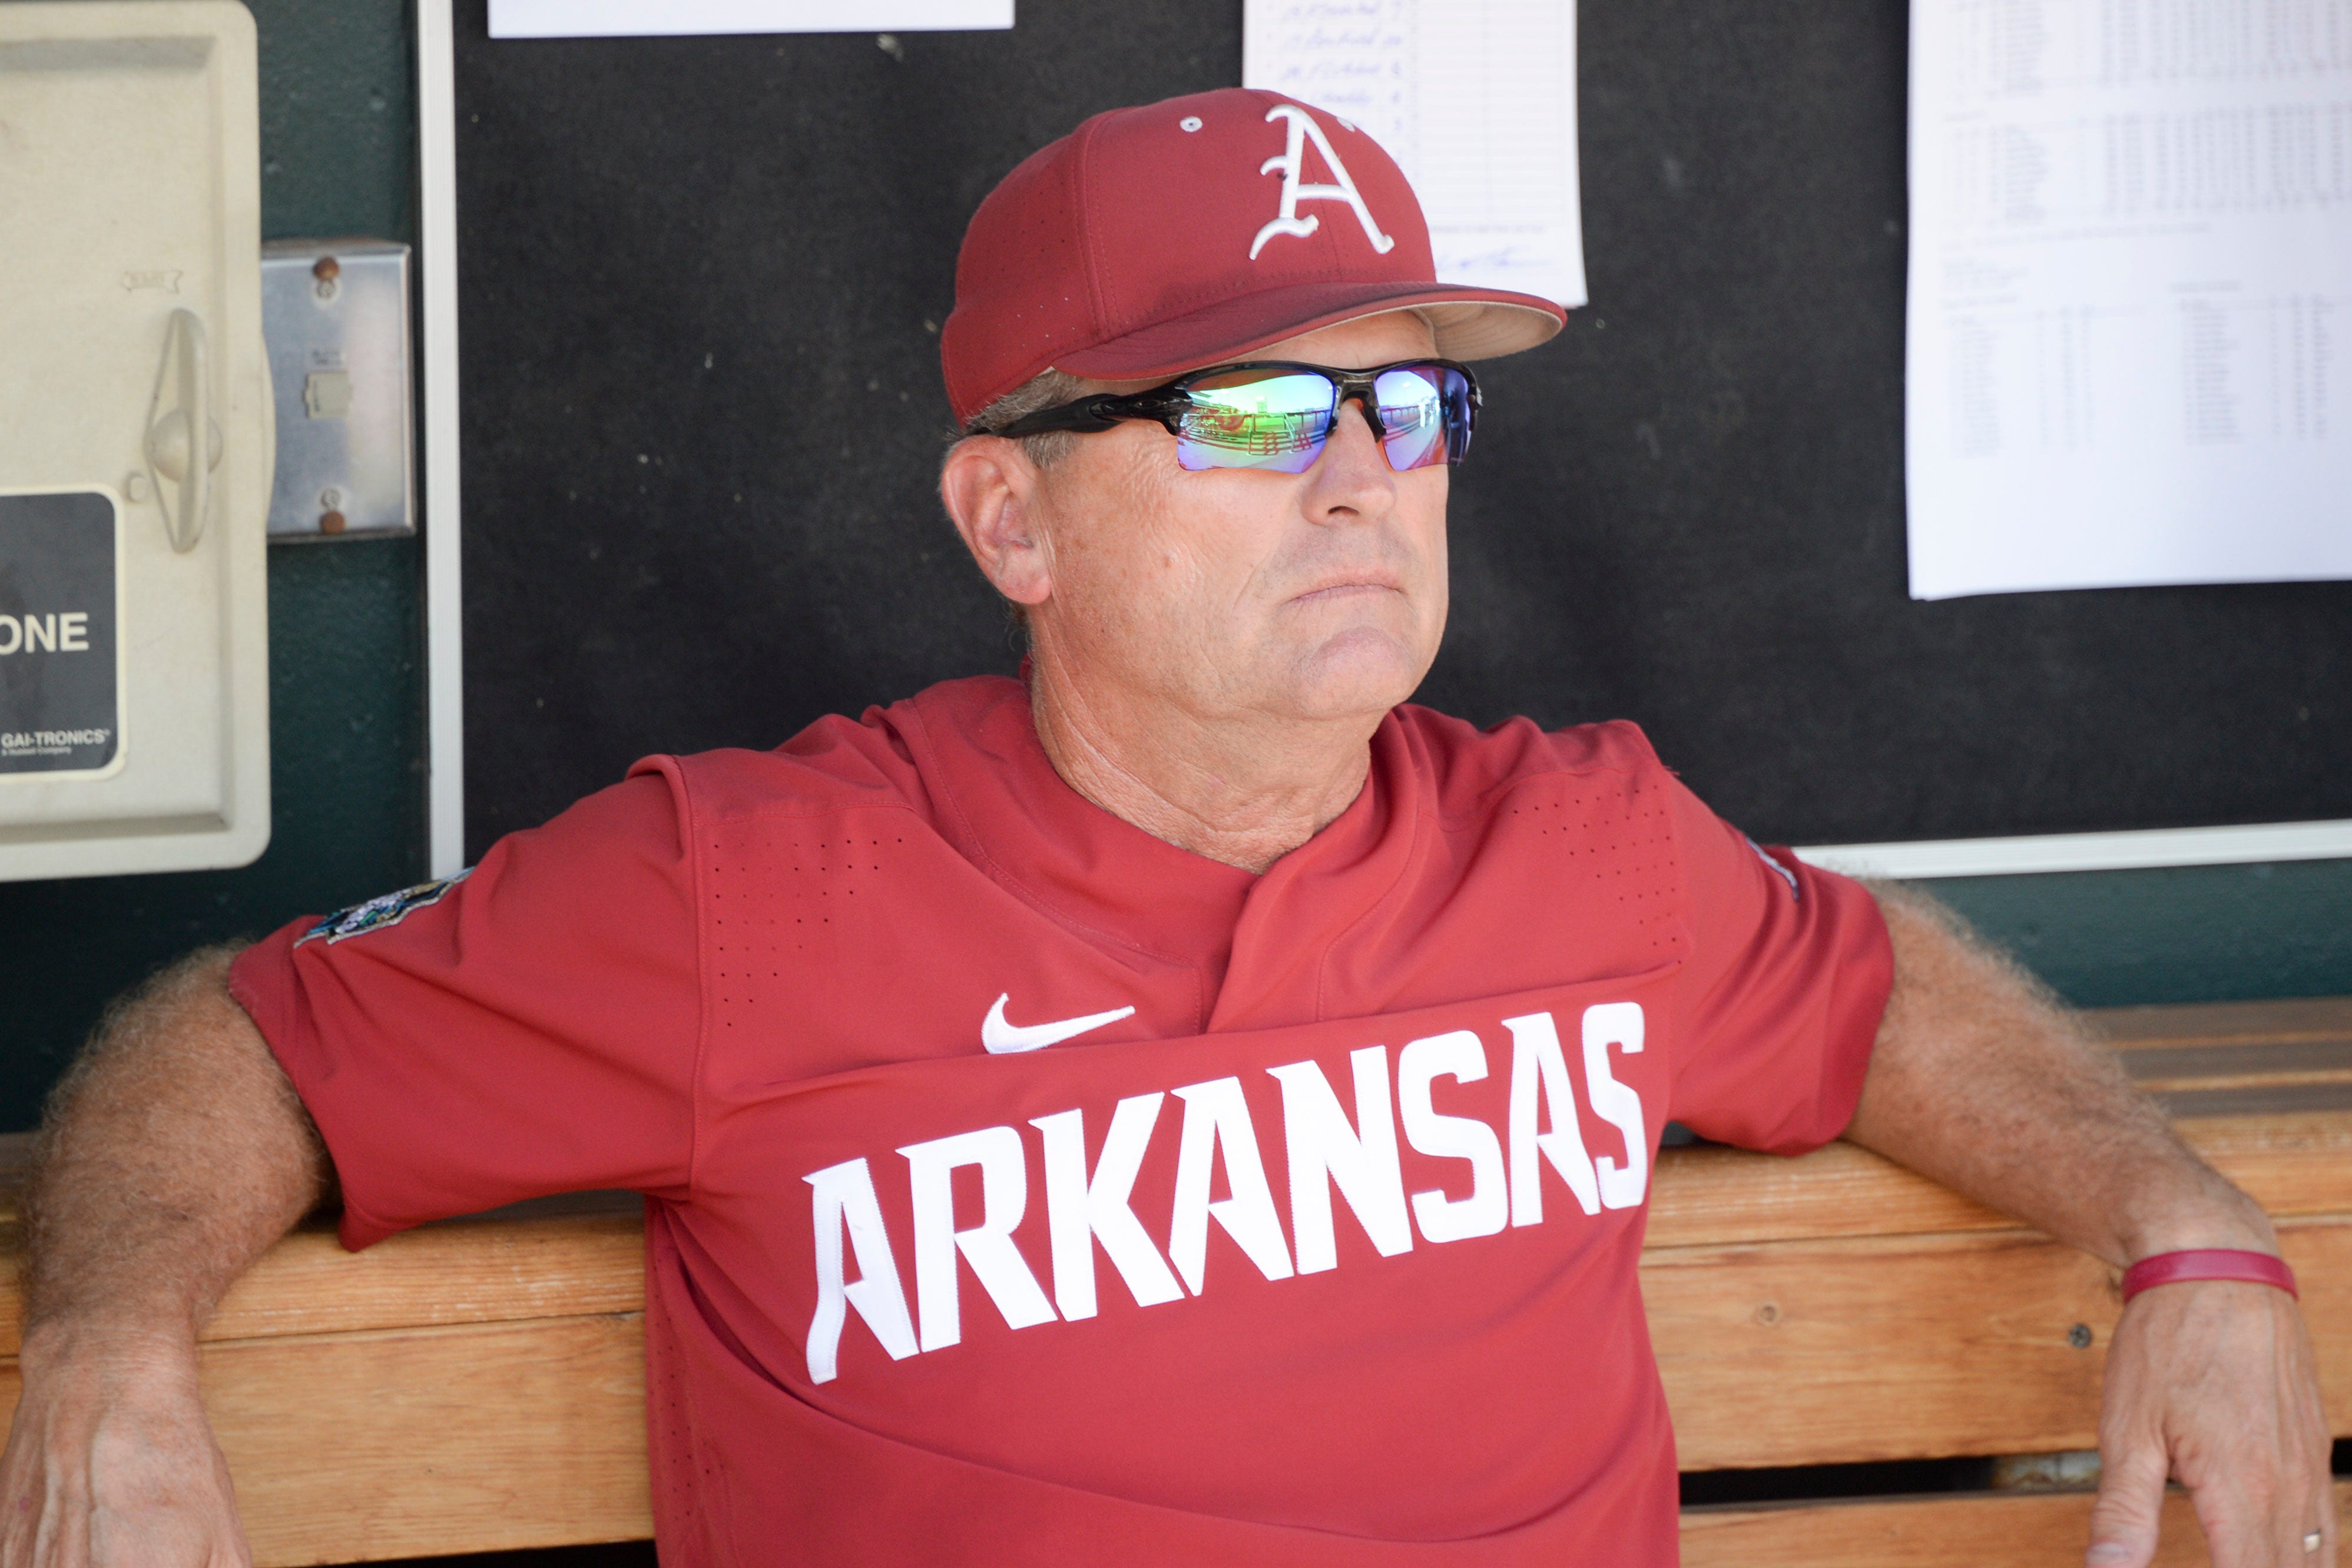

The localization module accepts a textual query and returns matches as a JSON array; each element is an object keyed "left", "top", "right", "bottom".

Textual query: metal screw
[
  {"left": 315, "top": 277, "right": 340, "bottom": 302},
  {"left": 1755, "top": 1302, "right": 1781, "bottom": 1326},
  {"left": 319, "top": 487, "right": 342, "bottom": 509},
  {"left": 2068, "top": 1323, "right": 2093, "bottom": 1349}
]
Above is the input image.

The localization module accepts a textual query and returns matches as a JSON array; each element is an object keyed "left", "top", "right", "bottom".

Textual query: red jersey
[{"left": 229, "top": 675, "right": 1890, "bottom": 1566}]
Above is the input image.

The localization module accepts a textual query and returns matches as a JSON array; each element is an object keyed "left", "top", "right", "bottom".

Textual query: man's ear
[{"left": 939, "top": 437, "right": 1054, "bottom": 608}]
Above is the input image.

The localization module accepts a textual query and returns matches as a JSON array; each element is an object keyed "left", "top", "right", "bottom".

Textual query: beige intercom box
[{"left": 0, "top": 1, "right": 273, "bottom": 881}]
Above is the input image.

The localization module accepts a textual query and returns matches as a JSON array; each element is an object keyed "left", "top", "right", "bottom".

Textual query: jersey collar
[{"left": 893, "top": 677, "right": 1418, "bottom": 1030}]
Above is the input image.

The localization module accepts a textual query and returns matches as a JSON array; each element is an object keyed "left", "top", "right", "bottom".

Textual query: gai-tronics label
[{"left": 0, "top": 492, "right": 120, "bottom": 775}]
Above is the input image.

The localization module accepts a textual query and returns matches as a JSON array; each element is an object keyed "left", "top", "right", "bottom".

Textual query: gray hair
[{"left": 959, "top": 368, "right": 1091, "bottom": 468}]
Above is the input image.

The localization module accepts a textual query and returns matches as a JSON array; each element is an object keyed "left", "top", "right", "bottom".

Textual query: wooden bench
[{"left": 1, "top": 997, "right": 2346, "bottom": 1564}]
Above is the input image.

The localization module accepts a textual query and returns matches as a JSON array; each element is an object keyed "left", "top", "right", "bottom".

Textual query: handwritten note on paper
[
  {"left": 1905, "top": 0, "right": 2352, "bottom": 600},
  {"left": 1244, "top": 1, "right": 1590, "bottom": 310}
]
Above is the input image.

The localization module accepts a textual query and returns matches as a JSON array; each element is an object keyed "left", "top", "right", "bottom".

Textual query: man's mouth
[{"left": 1289, "top": 574, "right": 1403, "bottom": 606}]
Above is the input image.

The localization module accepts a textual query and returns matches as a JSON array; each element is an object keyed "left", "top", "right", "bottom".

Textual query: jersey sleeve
[
  {"left": 227, "top": 759, "right": 703, "bottom": 1249},
  {"left": 1664, "top": 777, "right": 1893, "bottom": 1155}
]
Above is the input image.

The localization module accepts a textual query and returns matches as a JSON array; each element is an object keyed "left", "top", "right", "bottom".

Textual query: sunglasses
[{"left": 980, "top": 358, "right": 1482, "bottom": 475}]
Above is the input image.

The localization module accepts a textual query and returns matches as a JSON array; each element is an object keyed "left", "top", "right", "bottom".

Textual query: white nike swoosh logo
[{"left": 980, "top": 993, "right": 1137, "bottom": 1055}]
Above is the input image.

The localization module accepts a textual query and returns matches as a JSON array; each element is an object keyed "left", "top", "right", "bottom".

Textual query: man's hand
[
  {"left": 2088, "top": 1280, "right": 2336, "bottom": 1568},
  {"left": 0, "top": 1327, "right": 250, "bottom": 1567},
  {"left": 1843, "top": 886, "right": 2336, "bottom": 1568}
]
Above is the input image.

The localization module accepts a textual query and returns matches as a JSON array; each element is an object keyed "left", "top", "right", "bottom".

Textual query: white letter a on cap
[{"left": 1251, "top": 103, "right": 1397, "bottom": 260}]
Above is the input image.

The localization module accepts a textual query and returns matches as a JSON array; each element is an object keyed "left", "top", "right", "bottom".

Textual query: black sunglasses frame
[{"left": 976, "top": 357, "right": 1483, "bottom": 468}]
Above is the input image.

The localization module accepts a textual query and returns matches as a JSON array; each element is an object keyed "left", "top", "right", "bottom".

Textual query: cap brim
[{"left": 1051, "top": 279, "right": 1568, "bottom": 384}]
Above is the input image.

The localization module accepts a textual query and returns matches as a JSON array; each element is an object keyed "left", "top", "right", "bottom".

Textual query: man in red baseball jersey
[{"left": 0, "top": 89, "right": 2331, "bottom": 1567}]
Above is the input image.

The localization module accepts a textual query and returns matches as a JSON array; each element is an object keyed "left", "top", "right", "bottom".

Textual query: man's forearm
[
  {"left": 1841, "top": 885, "right": 2273, "bottom": 1267},
  {"left": 22, "top": 946, "right": 333, "bottom": 1353}
]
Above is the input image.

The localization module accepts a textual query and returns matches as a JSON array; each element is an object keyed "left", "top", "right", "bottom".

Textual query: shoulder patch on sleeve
[
  {"left": 1743, "top": 836, "right": 1802, "bottom": 900},
  {"left": 297, "top": 867, "right": 475, "bottom": 946}
]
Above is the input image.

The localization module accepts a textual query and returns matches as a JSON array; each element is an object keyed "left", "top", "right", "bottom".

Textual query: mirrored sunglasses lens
[
  {"left": 1373, "top": 364, "right": 1462, "bottom": 472},
  {"left": 1175, "top": 370, "right": 1336, "bottom": 473}
]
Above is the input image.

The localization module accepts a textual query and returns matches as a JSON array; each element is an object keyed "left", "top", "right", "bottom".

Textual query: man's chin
[{"left": 1272, "top": 629, "right": 1430, "bottom": 721}]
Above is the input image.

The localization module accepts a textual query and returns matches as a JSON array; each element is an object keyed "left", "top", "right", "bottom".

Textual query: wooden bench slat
[
  {"left": 0, "top": 1208, "right": 648, "bottom": 1358},
  {"left": 1652, "top": 1229, "right": 2111, "bottom": 1468},
  {"left": 1644, "top": 1110, "right": 2352, "bottom": 1252},
  {"left": 0, "top": 1314, "right": 652, "bottom": 1567},
  {"left": 2174, "top": 1113, "right": 2352, "bottom": 1218},
  {"left": 1651, "top": 1214, "right": 2352, "bottom": 1469},
  {"left": 2088, "top": 996, "right": 2352, "bottom": 1050},
  {"left": 2155, "top": 1082, "right": 2352, "bottom": 1118},
  {"left": 1681, "top": 1480, "right": 2352, "bottom": 1567},
  {"left": 2121, "top": 1038, "right": 2352, "bottom": 1089}
]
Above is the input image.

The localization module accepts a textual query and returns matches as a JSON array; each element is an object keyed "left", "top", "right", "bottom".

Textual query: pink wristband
[{"left": 2121, "top": 1248, "right": 2298, "bottom": 1304}]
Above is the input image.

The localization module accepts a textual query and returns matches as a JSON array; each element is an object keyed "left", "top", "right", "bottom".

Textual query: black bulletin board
[{"left": 451, "top": 0, "right": 2352, "bottom": 862}]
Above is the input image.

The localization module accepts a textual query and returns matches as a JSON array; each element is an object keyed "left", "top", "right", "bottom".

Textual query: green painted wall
[
  {"left": 0, "top": 0, "right": 2345, "bottom": 1136},
  {"left": 1936, "top": 859, "right": 2351, "bottom": 1009}
]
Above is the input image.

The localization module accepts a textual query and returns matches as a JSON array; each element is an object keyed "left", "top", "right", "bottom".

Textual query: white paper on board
[
  {"left": 1904, "top": 0, "right": 2352, "bottom": 601},
  {"left": 488, "top": 0, "right": 1013, "bottom": 38},
  {"left": 1243, "top": 0, "right": 1589, "bottom": 311}
]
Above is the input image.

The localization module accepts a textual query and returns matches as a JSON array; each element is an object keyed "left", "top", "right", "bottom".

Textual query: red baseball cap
[{"left": 941, "top": 87, "right": 1569, "bottom": 426}]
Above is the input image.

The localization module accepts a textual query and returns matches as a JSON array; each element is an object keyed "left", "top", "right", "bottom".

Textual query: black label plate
[{"left": 0, "top": 492, "right": 121, "bottom": 775}]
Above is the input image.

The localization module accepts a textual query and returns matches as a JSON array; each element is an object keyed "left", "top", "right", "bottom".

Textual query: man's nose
[{"left": 1304, "top": 397, "right": 1396, "bottom": 518}]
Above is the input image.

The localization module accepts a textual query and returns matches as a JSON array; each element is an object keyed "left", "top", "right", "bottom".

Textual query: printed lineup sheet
[
  {"left": 1906, "top": 0, "right": 2352, "bottom": 601},
  {"left": 1243, "top": 1, "right": 1589, "bottom": 311},
  {"left": 487, "top": 0, "right": 1012, "bottom": 37}
]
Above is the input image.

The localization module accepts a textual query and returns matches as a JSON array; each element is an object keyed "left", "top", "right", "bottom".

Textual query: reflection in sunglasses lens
[
  {"left": 1176, "top": 371, "right": 1337, "bottom": 473},
  {"left": 1373, "top": 366, "right": 1448, "bottom": 472}
]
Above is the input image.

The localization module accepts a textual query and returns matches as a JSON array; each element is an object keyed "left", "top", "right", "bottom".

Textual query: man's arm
[
  {"left": 1, "top": 946, "right": 333, "bottom": 1567},
  {"left": 1846, "top": 886, "right": 2334, "bottom": 1568}
]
